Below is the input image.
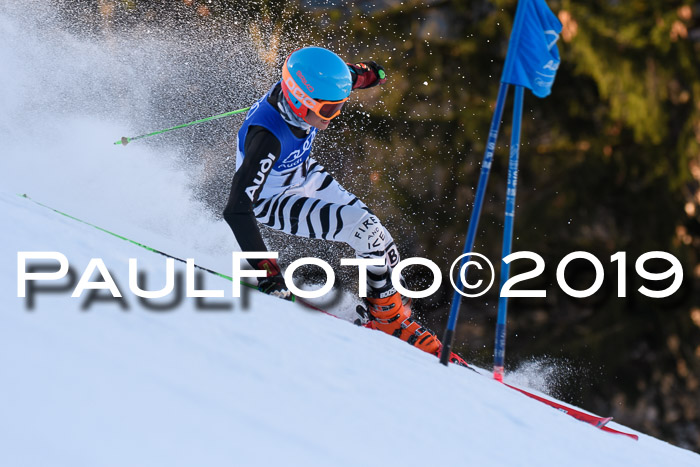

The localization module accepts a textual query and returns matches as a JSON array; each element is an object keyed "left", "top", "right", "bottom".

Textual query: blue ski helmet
[{"left": 281, "top": 47, "right": 352, "bottom": 121}]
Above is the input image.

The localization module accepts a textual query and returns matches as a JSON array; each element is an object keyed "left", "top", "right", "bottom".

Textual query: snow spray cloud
[
  {"left": 0, "top": 2, "right": 282, "bottom": 255},
  {"left": 505, "top": 357, "right": 592, "bottom": 402}
]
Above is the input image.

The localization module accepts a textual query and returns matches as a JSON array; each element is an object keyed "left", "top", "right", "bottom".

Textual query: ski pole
[{"left": 114, "top": 107, "right": 251, "bottom": 146}]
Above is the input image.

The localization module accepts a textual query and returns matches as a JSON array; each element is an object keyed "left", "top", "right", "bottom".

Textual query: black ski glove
[
  {"left": 257, "top": 274, "right": 292, "bottom": 300},
  {"left": 348, "top": 61, "right": 387, "bottom": 89},
  {"left": 255, "top": 259, "right": 292, "bottom": 300}
]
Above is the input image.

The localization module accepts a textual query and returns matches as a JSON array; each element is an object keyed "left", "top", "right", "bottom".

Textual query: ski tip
[{"left": 601, "top": 425, "right": 639, "bottom": 441}]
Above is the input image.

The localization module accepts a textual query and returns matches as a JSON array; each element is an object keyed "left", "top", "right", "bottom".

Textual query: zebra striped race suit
[{"left": 224, "top": 82, "right": 400, "bottom": 296}]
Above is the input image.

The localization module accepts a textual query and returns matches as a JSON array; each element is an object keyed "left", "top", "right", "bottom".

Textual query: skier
[{"left": 223, "top": 46, "right": 442, "bottom": 356}]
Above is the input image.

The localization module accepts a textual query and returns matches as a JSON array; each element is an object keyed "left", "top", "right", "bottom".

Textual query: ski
[
  {"left": 342, "top": 301, "right": 638, "bottom": 439},
  {"left": 276, "top": 291, "right": 634, "bottom": 439},
  {"left": 350, "top": 305, "right": 638, "bottom": 439},
  {"left": 451, "top": 362, "right": 638, "bottom": 439},
  {"left": 503, "top": 382, "right": 612, "bottom": 427},
  {"left": 601, "top": 425, "right": 640, "bottom": 439},
  {"left": 503, "top": 382, "right": 638, "bottom": 439}
]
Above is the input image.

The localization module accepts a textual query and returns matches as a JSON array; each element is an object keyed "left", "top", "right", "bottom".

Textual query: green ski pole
[{"left": 115, "top": 107, "right": 251, "bottom": 146}]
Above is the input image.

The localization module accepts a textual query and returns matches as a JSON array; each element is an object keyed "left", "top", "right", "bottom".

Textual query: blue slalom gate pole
[
  {"left": 440, "top": 82, "right": 510, "bottom": 366},
  {"left": 493, "top": 85, "right": 524, "bottom": 381}
]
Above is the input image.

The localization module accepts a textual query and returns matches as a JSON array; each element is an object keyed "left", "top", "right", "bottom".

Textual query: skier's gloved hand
[
  {"left": 255, "top": 258, "right": 292, "bottom": 300},
  {"left": 257, "top": 274, "right": 292, "bottom": 300},
  {"left": 347, "top": 61, "right": 387, "bottom": 89}
]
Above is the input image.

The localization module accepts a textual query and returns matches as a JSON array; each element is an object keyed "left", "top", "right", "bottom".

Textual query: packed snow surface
[{"left": 3, "top": 195, "right": 700, "bottom": 466}]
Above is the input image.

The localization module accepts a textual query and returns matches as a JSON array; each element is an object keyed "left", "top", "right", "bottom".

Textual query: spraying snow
[
  {"left": 0, "top": 1, "right": 282, "bottom": 267},
  {"left": 506, "top": 357, "right": 588, "bottom": 400}
]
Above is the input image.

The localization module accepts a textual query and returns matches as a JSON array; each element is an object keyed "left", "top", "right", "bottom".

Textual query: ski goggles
[{"left": 282, "top": 64, "right": 349, "bottom": 120}]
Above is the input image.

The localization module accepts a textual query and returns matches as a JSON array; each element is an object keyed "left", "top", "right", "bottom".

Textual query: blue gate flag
[{"left": 501, "top": 0, "right": 562, "bottom": 98}]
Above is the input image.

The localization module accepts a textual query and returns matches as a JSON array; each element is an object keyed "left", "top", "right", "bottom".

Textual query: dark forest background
[{"left": 59, "top": 0, "right": 700, "bottom": 452}]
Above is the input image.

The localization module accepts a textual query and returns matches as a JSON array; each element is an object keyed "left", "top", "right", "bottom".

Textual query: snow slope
[{"left": 2, "top": 194, "right": 700, "bottom": 467}]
